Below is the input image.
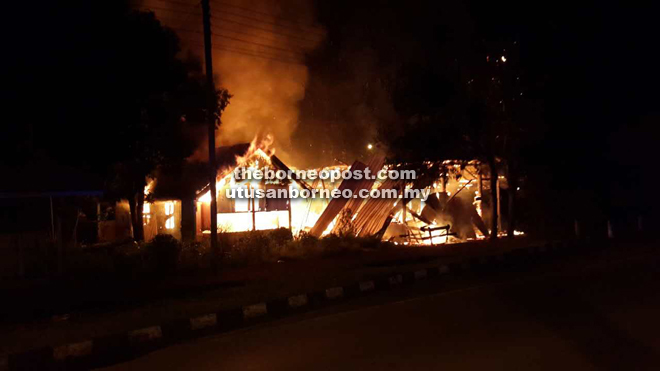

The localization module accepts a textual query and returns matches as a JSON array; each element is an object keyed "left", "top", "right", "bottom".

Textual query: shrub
[
  {"left": 179, "top": 240, "right": 211, "bottom": 272},
  {"left": 111, "top": 241, "right": 144, "bottom": 276},
  {"left": 146, "top": 234, "right": 181, "bottom": 274},
  {"left": 225, "top": 228, "right": 294, "bottom": 266}
]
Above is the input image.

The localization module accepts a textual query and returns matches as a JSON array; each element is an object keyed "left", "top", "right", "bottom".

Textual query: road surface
[{"left": 102, "top": 248, "right": 660, "bottom": 370}]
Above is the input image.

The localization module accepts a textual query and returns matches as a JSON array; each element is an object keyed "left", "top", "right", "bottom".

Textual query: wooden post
[
  {"left": 496, "top": 177, "right": 502, "bottom": 233},
  {"left": 478, "top": 173, "right": 483, "bottom": 199},
  {"left": 202, "top": 0, "right": 220, "bottom": 266},
  {"left": 488, "top": 159, "right": 498, "bottom": 240},
  {"left": 288, "top": 192, "right": 293, "bottom": 232}
]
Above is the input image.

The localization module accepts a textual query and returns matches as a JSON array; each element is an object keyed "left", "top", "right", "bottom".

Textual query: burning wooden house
[
  {"left": 146, "top": 135, "right": 518, "bottom": 245},
  {"left": 191, "top": 139, "right": 338, "bottom": 237},
  {"left": 305, "top": 158, "right": 510, "bottom": 245}
]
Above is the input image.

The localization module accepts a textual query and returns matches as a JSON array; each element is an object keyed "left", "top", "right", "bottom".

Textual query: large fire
[
  {"left": 145, "top": 136, "right": 523, "bottom": 245},
  {"left": 196, "top": 136, "right": 338, "bottom": 236}
]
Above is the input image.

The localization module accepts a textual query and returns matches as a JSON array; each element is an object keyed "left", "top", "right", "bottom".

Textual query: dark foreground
[{"left": 102, "top": 243, "right": 660, "bottom": 371}]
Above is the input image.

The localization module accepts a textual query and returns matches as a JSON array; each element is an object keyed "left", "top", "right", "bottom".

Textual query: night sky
[{"left": 2, "top": 0, "right": 659, "bottom": 225}]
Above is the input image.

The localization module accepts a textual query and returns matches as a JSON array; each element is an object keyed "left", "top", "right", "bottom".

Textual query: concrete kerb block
[
  {"left": 359, "top": 280, "right": 375, "bottom": 292},
  {"left": 388, "top": 274, "right": 403, "bottom": 286},
  {"left": 414, "top": 269, "right": 428, "bottom": 280},
  {"left": 0, "top": 355, "right": 8, "bottom": 371},
  {"left": 287, "top": 294, "right": 309, "bottom": 309},
  {"left": 128, "top": 326, "right": 162, "bottom": 347},
  {"left": 53, "top": 340, "right": 93, "bottom": 362},
  {"left": 243, "top": 303, "right": 268, "bottom": 320},
  {"left": 190, "top": 313, "right": 217, "bottom": 331},
  {"left": 325, "top": 286, "right": 344, "bottom": 300}
]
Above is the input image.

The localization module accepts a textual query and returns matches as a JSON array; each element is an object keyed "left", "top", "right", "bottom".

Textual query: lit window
[
  {"left": 165, "top": 202, "right": 175, "bottom": 229},
  {"left": 143, "top": 203, "right": 151, "bottom": 225},
  {"left": 165, "top": 202, "right": 174, "bottom": 216}
]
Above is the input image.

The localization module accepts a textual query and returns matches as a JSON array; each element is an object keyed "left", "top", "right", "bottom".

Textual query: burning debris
[{"left": 150, "top": 136, "right": 523, "bottom": 245}]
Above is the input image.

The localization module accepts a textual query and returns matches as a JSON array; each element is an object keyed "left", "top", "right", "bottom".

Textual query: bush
[
  {"left": 146, "top": 234, "right": 181, "bottom": 274},
  {"left": 225, "top": 228, "right": 293, "bottom": 266},
  {"left": 179, "top": 240, "right": 211, "bottom": 272},
  {"left": 110, "top": 240, "right": 144, "bottom": 275},
  {"left": 221, "top": 229, "right": 390, "bottom": 266}
]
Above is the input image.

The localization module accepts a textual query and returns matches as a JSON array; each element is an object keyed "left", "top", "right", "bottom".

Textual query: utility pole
[{"left": 202, "top": 0, "right": 219, "bottom": 267}]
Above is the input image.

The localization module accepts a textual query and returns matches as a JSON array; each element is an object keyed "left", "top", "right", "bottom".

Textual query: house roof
[{"left": 150, "top": 143, "right": 253, "bottom": 200}]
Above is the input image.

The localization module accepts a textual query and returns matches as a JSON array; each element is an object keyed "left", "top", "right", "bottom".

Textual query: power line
[
  {"left": 213, "top": 45, "right": 304, "bottom": 65},
  {"left": 210, "top": 8, "right": 324, "bottom": 37},
  {"left": 173, "top": 26, "right": 303, "bottom": 56},
  {"left": 139, "top": 3, "right": 309, "bottom": 65},
  {"left": 210, "top": 14, "right": 320, "bottom": 45},
  {"left": 145, "top": 10, "right": 319, "bottom": 47},
  {"left": 138, "top": 5, "right": 320, "bottom": 48},
  {"left": 210, "top": 0, "right": 324, "bottom": 34},
  {"left": 211, "top": 24, "right": 309, "bottom": 50},
  {"left": 175, "top": 30, "right": 305, "bottom": 63},
  {"left": 211, "top": 31, "right": 303, "bottom": 55},
  {"left": 182, "top": 37, "right": 305, "bottom": 65},
  {"left": 142, "top": 3, "right": 323, "bottom": 40}
]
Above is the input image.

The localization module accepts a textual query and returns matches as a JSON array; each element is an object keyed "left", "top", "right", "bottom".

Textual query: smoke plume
[{"left": 139, "top": 0, "right": 325, "bottom": 166}]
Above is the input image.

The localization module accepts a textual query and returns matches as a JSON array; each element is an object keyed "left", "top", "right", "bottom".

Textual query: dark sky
[
  {"left": 292, "top": 0, "right": 660, "bottom": 216},
  {"left": 2, "top": 0, "right": 658, "bottom": 216}
]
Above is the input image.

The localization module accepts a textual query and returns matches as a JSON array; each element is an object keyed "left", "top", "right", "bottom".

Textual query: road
[{"left": 102, "top": 248, "right": 660, "bottom": 370}]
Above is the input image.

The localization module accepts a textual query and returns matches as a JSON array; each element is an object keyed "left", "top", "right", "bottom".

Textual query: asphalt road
[{"left": 102, "top": 249, "right": 660, "bottom": 371}]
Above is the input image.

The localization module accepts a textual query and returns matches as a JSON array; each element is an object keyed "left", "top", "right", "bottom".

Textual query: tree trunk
[
  {"left": 489, "top": 158, "right": 498, "bottom": 240},
  {"left": 130, "top": 191, "right": 145, "bottom": 242}
]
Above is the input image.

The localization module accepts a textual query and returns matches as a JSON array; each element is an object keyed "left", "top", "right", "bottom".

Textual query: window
[{"left": 165, "top": 202, "right": 175, "bottom": 229}]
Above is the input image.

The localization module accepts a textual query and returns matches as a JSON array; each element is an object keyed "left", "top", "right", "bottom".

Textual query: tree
[{"left": 2, "top": 1, "right": 230, "bottom": 242}]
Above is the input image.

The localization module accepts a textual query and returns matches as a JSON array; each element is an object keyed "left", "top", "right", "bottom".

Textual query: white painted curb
[
  {"left": 243, "top": 303, "right": 268, "bottom": 319},
  {"left": 414, "top": 269, "right": 427, "bottom": 280},
  {"left": 190, "top": 313, "right": 217, "bottom": 330},
  {"left": 389, "top": 274, "right": 403, "bottom": 286},
  {"left": 359, "top": 280, "right": 375, "bottom": 292},
  {"left": 128, "top": 326, "right": 162, "bottom": 345},
  {"left": 325, "top": 287, "right": 344, "bottom": 299},
  {"left": 287, "top": 294, "right": 308, "bottom": 308},
  {"left": 53, "top": 340, "right": 93, "bottom": 361}
]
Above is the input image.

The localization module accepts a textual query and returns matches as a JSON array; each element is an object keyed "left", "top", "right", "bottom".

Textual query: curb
[{"left": 5, "top": 239, "right": 577, "bottom": 370}]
